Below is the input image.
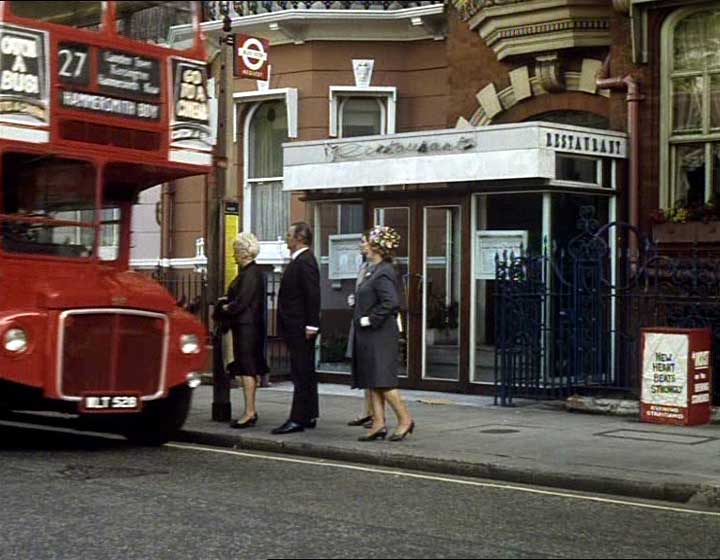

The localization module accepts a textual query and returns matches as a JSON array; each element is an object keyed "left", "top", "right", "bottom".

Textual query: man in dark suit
[{"left": 272, "top": 222, "right": 321, "bottom": 435}]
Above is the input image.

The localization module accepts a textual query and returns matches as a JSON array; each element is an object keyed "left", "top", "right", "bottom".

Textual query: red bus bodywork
[{"left": 0, "top": 1, "right": 211, "bottom": 442}]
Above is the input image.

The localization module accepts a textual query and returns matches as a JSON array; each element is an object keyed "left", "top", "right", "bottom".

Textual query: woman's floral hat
[{"left": 368, "top": 225, "right": 401, "bottom": 251}]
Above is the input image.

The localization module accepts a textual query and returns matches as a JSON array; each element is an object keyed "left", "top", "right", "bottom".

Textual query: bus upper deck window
[
  {"left": 115, "top": 1, "right": 195, "bottom": 50},
  {"left": 10, "top": 1, "right": 103, "bottom": 31}
]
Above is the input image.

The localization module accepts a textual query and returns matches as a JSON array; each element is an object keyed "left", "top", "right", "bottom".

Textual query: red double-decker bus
[{"left": 0, "top": 1, "right": 211, "bottom": 444}]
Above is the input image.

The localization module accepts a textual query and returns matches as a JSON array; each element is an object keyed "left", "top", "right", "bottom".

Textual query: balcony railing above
[
  {"left": 203, "top": 1, "right": 444, "bottom": 21},
  {"left": 201, "top": 1, "right": 447, "bottom": 44}
]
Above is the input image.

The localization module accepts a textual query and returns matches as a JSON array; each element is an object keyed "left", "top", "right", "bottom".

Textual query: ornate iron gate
[{"left": 495, "top": 207, "right": 720, "bottom": 406}]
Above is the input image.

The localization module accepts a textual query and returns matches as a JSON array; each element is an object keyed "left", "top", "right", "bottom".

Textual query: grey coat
[
  {"left": 344, "top": 260, "right": 369, "bottom": 360},
  {"left": 351, "top": 262, "right": 401, "bottom": 389}
]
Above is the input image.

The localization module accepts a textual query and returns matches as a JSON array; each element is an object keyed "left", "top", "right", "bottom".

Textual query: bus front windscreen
[{"left": 0, "top": 154, "right": 98, "bottom": 259}]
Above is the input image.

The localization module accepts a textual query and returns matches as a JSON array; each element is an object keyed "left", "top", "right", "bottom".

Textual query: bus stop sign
[{"left": 235, "top": 34, "right": 269, "bottom": 80}]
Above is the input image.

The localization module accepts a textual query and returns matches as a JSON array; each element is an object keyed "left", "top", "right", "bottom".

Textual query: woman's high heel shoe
[
  {"left": 230, "top": 413, "right": 258, "bottom": 429},
  {"left": 358, "top": 428, "right": 387, "bottom": 442},
  {"left": 389, "top": 421, "right": 415, "bottom": 442},
  {"left": 347, "top": 415, "right": 373, "bottom": 427}
]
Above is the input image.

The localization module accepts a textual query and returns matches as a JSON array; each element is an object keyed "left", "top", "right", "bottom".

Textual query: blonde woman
[
  {"left": 352, "top": 226, "right": 415, "bottom": 442},
  {"left": 218, "top": 232, "right": 269, "bottom": 429}
]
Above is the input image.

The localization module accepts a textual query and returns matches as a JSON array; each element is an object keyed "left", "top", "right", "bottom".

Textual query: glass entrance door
[
  {"left": 422, "top": 206, "right": 462, "bottom": 381},
  {"left": 373, "top": 206, "right": 410, "bottom": 378},
  {"left": 370, "top": 200, "right": 465, "bottom": 388}
]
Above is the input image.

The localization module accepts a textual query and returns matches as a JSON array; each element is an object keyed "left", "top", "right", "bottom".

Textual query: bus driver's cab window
[{"left": 0, "top": 154, "right": 97, "bottom": 259}]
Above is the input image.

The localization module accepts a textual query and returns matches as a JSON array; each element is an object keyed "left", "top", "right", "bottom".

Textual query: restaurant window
[
  {"left": 556, "top": 155, "right": 600, "bottom": 185},
  {"left": 315, "top": 201, "right": 364, "bottom": 375},
  {"left": 248, "top": 101, "right": 291, "bottom": 242},
  {"left": 662, "top": 7, "right": 720, "bottom": 207}
]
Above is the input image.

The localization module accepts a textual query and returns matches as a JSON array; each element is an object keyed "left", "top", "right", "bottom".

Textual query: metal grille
[
  {"left": 203, "top": 1, "right": 443, "bottom": 20},
  {"left": 151, "top": 269, "right": 209, "bottom": 327},
  {"left": 264, "top": 269, "right": 290, "bottom": 374},
  {"left": 60, "top": 311, "right": 166, "bottom": 398},
  {"left": 495, "top": 207, "right": 720, "bottom": 406}
]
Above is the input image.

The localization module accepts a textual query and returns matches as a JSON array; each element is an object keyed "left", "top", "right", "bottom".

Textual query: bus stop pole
[
  {"left": 211, "top": 324, "right": 231, "bottom": 422},
  {"left": 209, "top": 20, "right": 233, "bottom": 422}
]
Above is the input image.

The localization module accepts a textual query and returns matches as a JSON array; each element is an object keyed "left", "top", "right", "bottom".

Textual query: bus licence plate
[{"left": 80, "top": 394, "right": 142, "bottom": 413}]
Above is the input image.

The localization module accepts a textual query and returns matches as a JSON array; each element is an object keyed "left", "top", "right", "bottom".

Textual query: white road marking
[{"left": 166, "top": 443, "right": 720, "bottom": 518}]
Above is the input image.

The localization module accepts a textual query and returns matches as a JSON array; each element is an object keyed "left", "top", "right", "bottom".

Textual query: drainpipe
[{"left": 596, "top": 54, "right": 644, "bottom": 239}]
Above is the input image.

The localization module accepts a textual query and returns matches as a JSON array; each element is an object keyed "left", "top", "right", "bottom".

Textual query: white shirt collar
[{"left": 291, "top": 247, "right": 310, "bottom": 261}]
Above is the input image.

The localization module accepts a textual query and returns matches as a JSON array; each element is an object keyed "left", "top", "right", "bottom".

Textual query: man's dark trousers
[
  {"left": 277, "top": 248, "right": 321, "bottom": 425},
  {"left": 286, "top": 336, "right": 319, "bottom": 424}
]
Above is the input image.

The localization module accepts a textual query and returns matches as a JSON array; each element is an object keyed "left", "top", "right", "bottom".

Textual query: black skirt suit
[{"left": 219, "top": 261, "right": 269, "bottom": 377}]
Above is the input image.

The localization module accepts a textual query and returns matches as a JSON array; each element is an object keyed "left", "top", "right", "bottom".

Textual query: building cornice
[
  {"left": 467, "top": 0, "right": 613, "bottom": 61},
  {"left": 199, "top": 4, "right": 447, "bottom": 45}
]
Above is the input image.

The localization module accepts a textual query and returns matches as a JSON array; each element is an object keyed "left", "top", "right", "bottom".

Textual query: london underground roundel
[{"left": 235, "top": 34, "right": 269, "bottom": 81}]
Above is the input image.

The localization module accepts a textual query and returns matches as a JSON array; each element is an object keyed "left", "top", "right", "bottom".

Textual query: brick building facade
[{"left": 148, "top": 0, "right": 719, "bottom": 395}]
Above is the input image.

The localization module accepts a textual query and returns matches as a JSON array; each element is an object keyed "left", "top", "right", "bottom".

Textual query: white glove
[
  {"left": 347, "top": 294, "right": 355, "bottom": 307},
  {"left": 360, "top": 316, "right": 371, "bottom": 328}
]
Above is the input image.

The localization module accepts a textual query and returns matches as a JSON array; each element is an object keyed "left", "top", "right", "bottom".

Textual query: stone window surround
[{"left": 329, "top": 85, "right": 397, "bottom": 138}]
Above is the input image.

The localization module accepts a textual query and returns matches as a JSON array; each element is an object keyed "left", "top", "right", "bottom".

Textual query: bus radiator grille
[{"left": 60, "top": 312, "right": 166, "bottom": 398}]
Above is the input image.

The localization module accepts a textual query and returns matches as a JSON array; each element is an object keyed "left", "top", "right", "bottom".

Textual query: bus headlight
[
  {"left": 186, "top": 372, "right": 202, "bottom": 389},
  {"left": 180, "top": 334, "right": 200, "bottom": 354},
  {"left": 4, "top": 328, "right": 28, "bottom": 353}
]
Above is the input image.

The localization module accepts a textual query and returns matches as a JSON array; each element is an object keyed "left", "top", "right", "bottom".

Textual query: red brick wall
[{"left": 169, "top": 6, "right": 679, "bottom": 253}]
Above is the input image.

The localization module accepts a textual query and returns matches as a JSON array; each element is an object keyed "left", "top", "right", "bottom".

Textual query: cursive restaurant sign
[{"left": 324, "top": 136, "right": 477, "bottom": 162}]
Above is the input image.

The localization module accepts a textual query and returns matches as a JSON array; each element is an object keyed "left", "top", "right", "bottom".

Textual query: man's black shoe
[
  {"left": 271, "top": 420, "right": 305, "bottom": 435},
  {"left": 302, "top": 419, "right": 317, "bottom": 429}
]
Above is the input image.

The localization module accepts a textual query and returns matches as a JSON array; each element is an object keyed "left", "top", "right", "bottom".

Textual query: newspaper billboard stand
[{"left": 641, "top": 327, "right": 712, "bottom": 426}]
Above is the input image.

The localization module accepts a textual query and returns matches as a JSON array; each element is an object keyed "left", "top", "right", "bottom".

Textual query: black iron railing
[
  {"left": 203, "top": 1, "right": 443, "bottom": 20},
  {"left": 495, "top": 207, "right": 720, "bottom": 407},
  {"left": 150, "top": 268, "right": 210, "bottom": 327},
  {"left": 263, "top": 267, "right": 291, "bottom": 375},
  {"left": 150, "top": 265, "right": 290, "bottom": 375}
]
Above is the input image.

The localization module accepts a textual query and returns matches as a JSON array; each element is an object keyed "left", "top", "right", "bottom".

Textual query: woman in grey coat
[
  {"left": 345, "top": 234, "right": 374, "bottom": 428},
  {"left": 352, "top": 226, "right": 415, "bottom": 442}
]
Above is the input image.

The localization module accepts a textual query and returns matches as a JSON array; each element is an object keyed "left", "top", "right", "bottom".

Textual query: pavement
[{"left": 179, "top": 382, "right": 720, "bottom": 508}]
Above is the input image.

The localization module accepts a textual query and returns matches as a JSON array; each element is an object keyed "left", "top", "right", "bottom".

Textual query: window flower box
[{"left": 652, "top": 221, "right": 720, "bottom": 244}]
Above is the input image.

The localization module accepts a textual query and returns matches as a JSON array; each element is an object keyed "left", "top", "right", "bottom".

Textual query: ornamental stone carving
[
  {"left": 464, "top": 0, "right": 613, "bottom": 61},
  {"left": 535, "top": 53, "right": 565, "bottom": 92}
]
